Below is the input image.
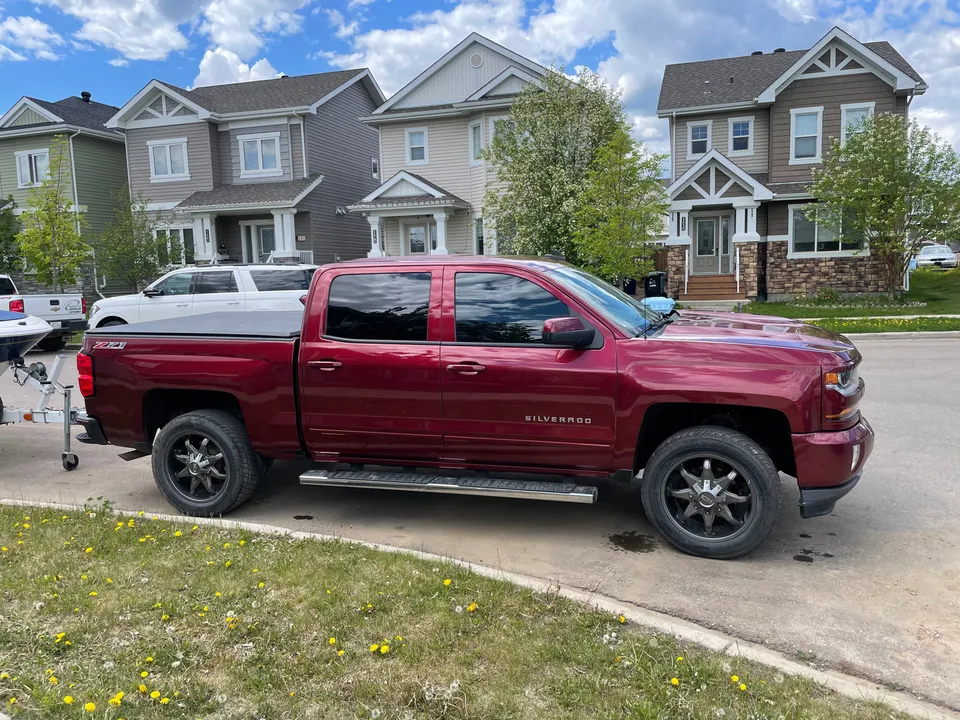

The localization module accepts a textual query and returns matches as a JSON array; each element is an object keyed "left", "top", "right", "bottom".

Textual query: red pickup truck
[{"left": 77, "top": 257, "right": 873, "bottom": 559}]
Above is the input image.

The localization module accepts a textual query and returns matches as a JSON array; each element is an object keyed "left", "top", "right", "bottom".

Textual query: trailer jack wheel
[{"left": 62, "top": 452, "right": 79, "bottom": 471}]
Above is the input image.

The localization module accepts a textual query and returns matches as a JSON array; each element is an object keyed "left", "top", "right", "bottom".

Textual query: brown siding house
[{"left": 657, "top": 26, "right": 926, "bottom": 302}]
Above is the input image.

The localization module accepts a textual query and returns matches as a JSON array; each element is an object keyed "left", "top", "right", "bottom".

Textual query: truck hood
[{"left": 652, "top": 311, "right": 856, "bottom": 356}]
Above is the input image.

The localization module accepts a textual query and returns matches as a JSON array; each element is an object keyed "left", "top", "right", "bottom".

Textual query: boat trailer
[{"left": 2, "top": 354, "right": 82, "bottom": 471}]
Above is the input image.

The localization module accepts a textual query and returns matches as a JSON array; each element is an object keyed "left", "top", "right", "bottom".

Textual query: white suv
[{"left": 88, "top": 264, "right": 317, "bottom": 328}]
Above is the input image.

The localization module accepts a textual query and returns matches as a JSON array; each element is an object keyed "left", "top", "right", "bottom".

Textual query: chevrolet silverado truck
[
  {"left": 1, "top": 274, "right": 87, "bottom": 351},
  {"left": 77, "top": 257, "right": 873, "bottom": 559}
]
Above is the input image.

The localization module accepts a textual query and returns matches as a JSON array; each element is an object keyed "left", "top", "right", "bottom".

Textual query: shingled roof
[
  {"left": 177, "top": 175, "right": 323, "bottom": 211},
  {"left": 0, "top": 95, "right": 120, "bottom": 135},
  {"left": 161, "top": 70, "right": 368, "bottom": 115},
  {"left": 658, "top": 40, "right": 925, "bottom": 113}
]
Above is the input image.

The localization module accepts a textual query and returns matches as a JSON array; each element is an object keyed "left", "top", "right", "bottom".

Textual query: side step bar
[{"left": 299, "top": 469, "right": 597, "bottom": 504}]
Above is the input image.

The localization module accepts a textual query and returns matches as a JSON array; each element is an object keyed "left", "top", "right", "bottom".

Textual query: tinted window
[
  {"left": 196, "top": 272, "right": 238, "bottom": 294},
  {"left": 0, "top": 277, "right": 16, "bottom": 294},
  {"left": 326, "top": 272, "right": 431, "bottom": 342},
  {"left": 455, "top": 272, "right": 568, "bottom": 344},
  {"left": 152, "top": 272, "right": 196, "bottom": 296},
  {"left": 249, "top": 269, "right": 313, "bottom": 291}
]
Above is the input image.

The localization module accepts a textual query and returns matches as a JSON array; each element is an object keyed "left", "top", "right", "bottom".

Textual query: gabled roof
[
  {"left": 0, "top": 95, "right": 121, "bottom": 136},
  {"left": 667, "top": 150, "right": 773, "bottom": 201},
  {"left": 372, "top": 32, "right": 547, "bottom": 116},
  {"left": 658, "top": 27, "right": 925, "bottom": 114},
  {"left": 348, "top": 170, "right": 468, "bottom": 211},
  {"left": 108, "top": 69, "right": 383, "bottom": 128},
  {"left": 464, "top": 67, "right": 540, "bottom": 102},
  {"left": 177, "top": 175, "right": 324, "bottom": 211}
]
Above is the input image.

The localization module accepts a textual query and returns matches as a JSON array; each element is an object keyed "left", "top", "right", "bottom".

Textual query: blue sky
[{"left": 1, "top": 0, "right": 958, "bottom": 152}]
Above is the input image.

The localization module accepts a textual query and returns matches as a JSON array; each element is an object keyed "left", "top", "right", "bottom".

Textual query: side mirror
[
  {"left": 143, "top": 288, "right": 161, "bottom": 298},
  {"left": 542, "top": 317, "right": 595, "bottom": 348}
]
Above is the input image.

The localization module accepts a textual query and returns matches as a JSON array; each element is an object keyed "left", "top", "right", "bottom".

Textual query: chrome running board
[{"left": 299, "top": 469, "right": 597, "bottom": 504}]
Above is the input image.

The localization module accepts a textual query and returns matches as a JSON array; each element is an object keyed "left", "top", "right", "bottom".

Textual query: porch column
[
  {"left": 192, "top": 214, "right": 217, "bottom": 262},
  {"left": 667, "top": 209, "right": 690, "bottom": 242},
  {"left": 366, "top": 214, "right": 383, "bottom": 257},
  {"left": 271, "top": 210, "right": 297, "bottom": 257},
  {"left": 732, "top": 201, "right": 760, "bottom": 242},
  {"left": 432, "top": 210, "right": 449, "bottom": 255}
]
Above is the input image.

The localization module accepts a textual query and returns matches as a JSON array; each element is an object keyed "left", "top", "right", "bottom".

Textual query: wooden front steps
[{"left": 679, "top": 274, "right": 746, "bottom": 301}]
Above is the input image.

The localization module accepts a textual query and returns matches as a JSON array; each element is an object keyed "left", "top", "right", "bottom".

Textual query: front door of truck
[
  {"left": 299, "top": 267, "right": 444, "bottom": 462},
  {"left": 439, "top": 268, "right": 618, "bottom": 470}
]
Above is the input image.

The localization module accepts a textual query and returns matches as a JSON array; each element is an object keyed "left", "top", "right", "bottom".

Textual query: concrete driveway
[{"left": 1, "top": 337, "right": 958, "bottom": 711}]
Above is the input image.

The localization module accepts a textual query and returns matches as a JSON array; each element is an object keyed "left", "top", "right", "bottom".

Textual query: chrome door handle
[
  {"left": 226, "top": 301, "right": 241, "bottom": 306},
  {"left": 446, "top": 362, "right": 486, "bottom": 375},
  {"left": 308, "top": 360, "right": 342, "bottom": 371}
]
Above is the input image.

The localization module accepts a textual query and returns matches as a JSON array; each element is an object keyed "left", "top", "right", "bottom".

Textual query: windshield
[
  {"left": 921, "top": 245, "right": 949, "bottom": 254},
  {"left": 548, "top": 266, "right": 662, "bottom": 336}
]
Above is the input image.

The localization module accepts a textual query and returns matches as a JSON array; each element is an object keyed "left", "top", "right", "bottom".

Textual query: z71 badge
[{"left": 92, "top": 341, "right": 126, "bottom": 350}]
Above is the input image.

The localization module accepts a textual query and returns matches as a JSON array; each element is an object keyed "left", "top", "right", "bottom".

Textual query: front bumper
[
  {"left": 792, "top": 417, "right": 874, "bottom": 517},
  {"left": 917, "top": 258, "right": 958, "bottom": 268}
]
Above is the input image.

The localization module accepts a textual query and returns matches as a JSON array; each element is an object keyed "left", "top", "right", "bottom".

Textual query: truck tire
[
  {"left": 151, "top": 409, "right": 260, "bottom": 517},
  {"left": 640, "top": 426, "right": 782, "bottom": 560},
  {"left": 36, "top": 335, "right": 69, "bottom": 352}
]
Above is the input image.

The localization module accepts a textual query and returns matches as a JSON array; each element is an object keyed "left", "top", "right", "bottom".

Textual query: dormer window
[{"left": 687, "top": 120, "right": 712, "bottom": 158}]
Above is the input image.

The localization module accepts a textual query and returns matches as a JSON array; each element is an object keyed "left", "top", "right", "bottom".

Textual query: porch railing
[
  {"left": 683, "top": 247, "right": 689, "bottom": 295},
  {"left": 264, "top": 250, "right": 315, "bottom": 265},
  {"left": 736, "top": 248, "right": 740, "bottom": 295}
]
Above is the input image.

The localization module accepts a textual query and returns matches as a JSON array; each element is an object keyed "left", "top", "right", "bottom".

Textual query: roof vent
[
  {"left": 729, "top": 76, "right": 734, "bottom": 84},
  {"left": 80, "top": 91, "right": 91, "bottom": 102},
  {"left": 278, "top": 73, "right": 288, "bottom": 79},
  {"left": 751, "top": 50, "right": 763, "bottom": 56},
  {"left": 773, "top": 47, "right": 786, "bottom": 53},
  {"left": 470, "top": 52, "right": 483, "bottom": 68}
]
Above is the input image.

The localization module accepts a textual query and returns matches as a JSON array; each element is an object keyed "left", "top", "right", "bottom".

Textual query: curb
[{"left": 2, "top": 498, "right": 956, "bottom": 720}]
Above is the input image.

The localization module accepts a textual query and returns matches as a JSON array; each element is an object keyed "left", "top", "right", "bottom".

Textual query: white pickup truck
[{"left": 0, "top": 274, "right": 87, "bottom": 351}]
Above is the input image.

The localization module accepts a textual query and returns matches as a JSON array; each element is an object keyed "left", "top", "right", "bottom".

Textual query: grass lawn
[
  {"left": 0, "top": 505, "right": 906, "bottom": 720},
  {"left": 745, "top": 269, "right": 960, "bottom": 319},
  {"left": 809, "top": 316, "right": 960, "bottom": 333}
]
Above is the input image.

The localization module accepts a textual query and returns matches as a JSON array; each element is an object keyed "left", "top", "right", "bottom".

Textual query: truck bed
[{"left": 88, "top": 311, "right": 303, "bottom": 339}]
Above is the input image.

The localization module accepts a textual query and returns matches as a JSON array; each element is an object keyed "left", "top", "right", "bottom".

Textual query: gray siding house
[
  {"left": 658, "top": 27, "right": 926, "bottom": 301},
  {"left": 348, "top": 33, "right": 547, "bottom": 258},
  {"left": 106, "top": 70, "right": 384, "bottom": 266},
  {"left": 0, "top": 93, "right": 126, "bottom": 296}
]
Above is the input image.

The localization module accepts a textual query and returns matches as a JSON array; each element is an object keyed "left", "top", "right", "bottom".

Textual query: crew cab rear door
[
  {"left": 298, "top": 265, "right": 444, "bottom": 462},
  {"left": 439, "top": 266, "right": 618, "bottom": 471}
]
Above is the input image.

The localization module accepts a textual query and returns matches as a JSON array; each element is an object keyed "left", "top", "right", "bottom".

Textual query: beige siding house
[
  {"left": 0, "top": 93, "right": 126, "bottom": 298},
  {"left": 348, "top": 33, "right": 546, "bottom": 257},
  {"left": 107, "top": 70, "right": 384, "bottom": 267},
  {"left": 658, "top": 27, "right": 926, "bottom": 302}
]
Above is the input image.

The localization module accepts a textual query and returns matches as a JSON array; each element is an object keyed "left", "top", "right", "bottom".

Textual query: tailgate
[{"left": 22, "top": 295, "right": 84, "bottom": 323}]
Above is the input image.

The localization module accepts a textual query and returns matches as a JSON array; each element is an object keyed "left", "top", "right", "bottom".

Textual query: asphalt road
[{"left": 1, "top": 338, "right": 958, "bottom": 710}]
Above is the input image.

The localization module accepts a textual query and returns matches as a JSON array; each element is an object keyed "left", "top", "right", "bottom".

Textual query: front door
[
  {"left": 299, "top": 267, "right": 444, "bottom": 462},
  {"left": 439, "top": 268, "right": 618, "bottom": 470},
  {"left": 694, "top": 219, "right": 718, "bottom": 274},
  {"left": 258, "top": 227, "right": 276, "bottom": 263}
]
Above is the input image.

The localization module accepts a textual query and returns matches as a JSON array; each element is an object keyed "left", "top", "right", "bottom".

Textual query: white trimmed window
[
  {"left": 15, "top": 148, "right": 50, "bottom": 188},
  {"left": 371, "top": 157, "right": 380, "bottom": 179},
  {"left": 728, "top": 116, "right": 753, "bottom": 156},
  {"left": 405, "top": 128, "right": 428, "bottom": 165},
  {"left": 788, "top": 205, "right": 865, "bottom": 258},
  {"left": 147, "top": 139, "right": 189, "bottom": 182},
  {"left": 687, "top": 120, "right": 712, "bottom": 158},
  {"left": 488, "top": 115, "right": 513, "bottom": 142},
  {"left": 153, "top": 226, "right": 195, "bottom": 266},
  {"left": 239, "top": 132, "right": 282, "bottom": 177},
  {"left": 789, "top": 107, "right": 823, "bottom": 164},
  {"left": 469, "top": 120, "right": 483, "bottom": 164},
  {"left": 841, "top": 102, "right": 875, "bottom": 145}
]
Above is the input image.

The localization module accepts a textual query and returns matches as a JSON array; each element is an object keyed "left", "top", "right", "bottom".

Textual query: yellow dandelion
[
  {"left": 328, "top": 637, "right": 336, "bottom": 645},
  {"left": 84, "top": 547, "right": 93, "bottom": 553},
  {"left": 63, "top": 696, "right": 74, "bottom": 704},
  {"left": 84, "top": 701, "right": 96, "bottom": 712},
  {"left": 140, "top": 671, "right": 149, "bottom": 678},
  {"left": 676, "top": 656, "right": 684, "bottom": 662},
  {"left": 89, "top": 591, "right": 98, "bottom": 597},
  {"left": 258, "top": 581, "right": 265, "bottom": 589},
  {"left": 128, "top": 519, "right": 135, "bottom": 527},
  {"left": 1, "top": 547, "right": 7, "bottom": 552},
  {"left": 223, "top": 542, "right": 230, "bottom": 549},
  {"left": 337, "top": 649, "right": 344, "bottom": 657},
  {"left": 731, "top": 675, "right": 739, "bottom": 683},
  {"left": 150, "top": 690, "right": 160, "bottom": 699},
  {"left": 252, "top": 568, "right": 259, "bottom": 573},
  {"left": 22, "top": 523, "right": 29, "bottom": 529},
  {"left": 739, "top": 683, "right": 747, "bottom": 692},
  {"left": 467, "top": 602, "right": 478, "bottom": 613},
  {"left": 160, "top": 697, "right": 170, "bottom": 704},
  {"left": 174, "top": 530, "right": 182, "bottom": 537},
  {"left": 224, "top": 560, "right": 232, "bottom": 568},
  {"left": 7, "top": 698, "right": 14, "bottom": 706},
  {"left": 109, "top": 691, "right": 124, "bottom": 706},
  {"left": 145, "top": 656, "right": 153, "bottom": 663},
  {"left": 289, "top": 691, "right": 295, "bottom": 697},
  {"left": 395, "top": 635, "right": 403, "bottom": 641},
  {"left": 49, "top": 675, "right": 59, "bottom": 685},
  {"left": 214, "top": 591, "right": 222, "bottom": 597},
  {"left": 138, "top": 685, "right": 147, "bottom": 693},
  {"left": 191, "top": 525, "right": 198, "bottom": 531},
  {"left": 670, "top": 677, "right": 679, "bottom": 686},
  {"left": 138, "top": 511, "right": 144, "bottom": 516},
  {"left": 369, "top": 644, "right": 379, "bottom": 652},
  {"left": 106, "top": 578, "right": 113, "bottom": 584},
  {"left": 443, "top": 578, "right": 451, "bottom": 586},
  {"left": 618, "top": 615, "right": 626, "bottom": 624},
  {"left": 239, "top": 539, "right": 246, "bottom": 546},
  {"left": 380, "top": 644, "right": 390, "bottom": 654},
  {"left": 161, "top": 614, "right": 169, "bottom": 621},
  {"left": 0, "top": 673, "right": 8, "bottom": 679},
  {"left": 80, "top": 574, "right": 87, "bottom": 580}
]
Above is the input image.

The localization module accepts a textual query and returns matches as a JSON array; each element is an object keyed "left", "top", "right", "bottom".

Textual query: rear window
[
  {"left": 249, "top": 269, "right": 315, "bottom": 291},
  {"left": 0, "top": 277, "right": 15, "bottom": 294},
  {"left": 325, "top": 272, "right": 431, "bottom": 342}
]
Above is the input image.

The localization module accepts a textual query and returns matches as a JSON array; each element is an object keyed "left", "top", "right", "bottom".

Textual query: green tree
[
  {"left": 94, "top": 186, "right": 181, "bottom": 292},
  {"left": 16, "top": 135, "right": 88, "bottom": 290},
  {"left": 484, "top": 68, "right": 627, "bottom": 263},
  {"left": 809, "top": 112, "right": 960, "bottom": 296},
  {"left": 0, "top": 196, "right": 20, "bottom": 274},
  {"left": 573, "top": 126, "right": 668, "bottom": 287}
]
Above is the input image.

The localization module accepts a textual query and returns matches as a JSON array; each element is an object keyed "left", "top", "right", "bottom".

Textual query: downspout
[{"left": 296, "top": 111, "right": 308, "bottom": 179}]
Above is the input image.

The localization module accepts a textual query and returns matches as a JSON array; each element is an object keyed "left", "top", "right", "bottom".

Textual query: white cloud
[
  {"left": 192, "top": 46, "right": 281, "bottom": 87},
  {"left": 200, "top": 0, "right": 313, "bottom": 59},
  {"left": 769, "top": 0, "right": 819, "bottom": 23},
  {"left": 347, "top": 0, "right": 375, "bottom": 9},
  {"left": 0, "top": 15, "right": 64, "bottom": 60},
  {"left": 108, "top": 57, "right": 129, "bottom": 66},
  {"left": 0, "top": 43, "right": 27, "bottom": 61},
  {"left": 323, "top": 7, "right": 358, "bottom": 38}
]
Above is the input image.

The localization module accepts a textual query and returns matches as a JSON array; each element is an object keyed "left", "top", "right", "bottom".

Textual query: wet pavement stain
[
  {"left": 293, "top": 515, "right": 314, "bottom": 520},
  {"left": 799, "top": 533, "right": 812, "bottom": 539},
  {"left": 793, "top": 554, "right": 815, "bottom": 563},
  {"left": 607, "top": 530, "right": 659, "bottom": 553}
]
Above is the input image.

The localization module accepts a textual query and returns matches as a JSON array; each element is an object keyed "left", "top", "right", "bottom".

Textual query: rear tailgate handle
[
  {"left": 446, "top": 362, "right": 486, "bottom": 375},
  {"left": 308, "top": 360, "right": 343, "bottom": 371}
]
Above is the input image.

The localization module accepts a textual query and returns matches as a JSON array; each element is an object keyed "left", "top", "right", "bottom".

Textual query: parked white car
[
  {"left": 88, "top": 264, "right": 317, "bottom": 328},
  {"left": 915, "top": 244, "right": 959, "bottom": 269}
]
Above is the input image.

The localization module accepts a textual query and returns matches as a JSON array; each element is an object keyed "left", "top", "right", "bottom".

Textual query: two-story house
[
  {"left": 657, "top": 27, "right": 926, "bottom": 302},
  {"left": 0, "top": 92, "right": 126, "bottom": 295},
  {"left": 348, "top": 33, "right": 547, "bottom": 257},
  {"left": 105, "top": 69, "right": 384, "bottom": 267}
]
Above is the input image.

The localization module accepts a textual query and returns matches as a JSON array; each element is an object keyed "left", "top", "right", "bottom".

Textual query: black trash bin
[
  {"left": 623, "top": 277, "right": 638, "bottom": 295},
  {"left": 643, "top": 271, "right": 667, "bottom": 298}
]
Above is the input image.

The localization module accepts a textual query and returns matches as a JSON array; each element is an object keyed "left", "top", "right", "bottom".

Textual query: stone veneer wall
[
  {"left": 665, "top": 245, "right": 687, "bottom": 298},
  {"left": 735, "top": 242, "right": 760, "bottom": 299},
  {"left": 765, "top": 241, "right": 886, "bottom": 299}
]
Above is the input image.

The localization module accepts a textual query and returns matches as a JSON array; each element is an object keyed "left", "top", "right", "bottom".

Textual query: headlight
[{"left": 825, "top": 366, "right": 860, "bottom": 396}]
